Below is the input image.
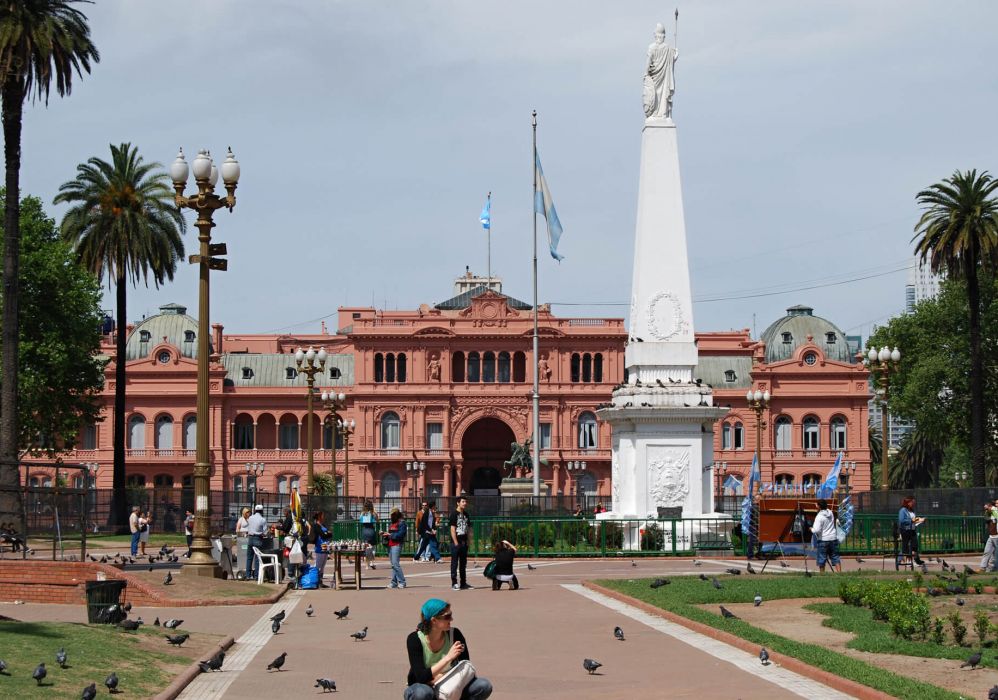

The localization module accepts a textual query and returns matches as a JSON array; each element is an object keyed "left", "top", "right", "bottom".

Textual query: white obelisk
[{"left": 598, "top": 23, "right": 727, "bottom": 535}]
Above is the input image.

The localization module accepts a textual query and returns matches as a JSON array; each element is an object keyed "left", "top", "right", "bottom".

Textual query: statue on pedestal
[{"left": 642, "top": 21, "right": 678, "bottom": 120}]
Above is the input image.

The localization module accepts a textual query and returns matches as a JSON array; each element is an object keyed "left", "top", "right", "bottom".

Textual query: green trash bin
[{"left": 85, "top": 579, "right": 127, "bottom": 624}]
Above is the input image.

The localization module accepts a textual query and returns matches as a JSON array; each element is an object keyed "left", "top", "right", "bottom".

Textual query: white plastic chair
[{"left": 253, "top": 546, "right": 282, "bottom": 585}]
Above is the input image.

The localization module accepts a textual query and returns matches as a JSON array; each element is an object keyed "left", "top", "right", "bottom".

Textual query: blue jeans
[
  {"left": 816, "top": 539, "right": 840, "bottom": 568},
  {"left": 130, "top": 531, "right": 141, "bottom": 556},
  {"left": 247, "top": 535, "right": 264, "bottom": 580},
  {"left": 389, "top": 545, "right": 406, "bottom": 586},
  {"left": 403, "top": 677, "right": 492, "bottom": 700},
  {"left": 425, "top": 535, "right": 441, "bottom": 562}
]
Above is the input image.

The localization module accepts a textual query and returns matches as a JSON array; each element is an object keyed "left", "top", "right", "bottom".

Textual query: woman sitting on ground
[
  {"left": 491, "top": 539, "right": 519, "bottom": 591},
  {"left": 404, "top": 598, "right": 493, "bottom": 700}
]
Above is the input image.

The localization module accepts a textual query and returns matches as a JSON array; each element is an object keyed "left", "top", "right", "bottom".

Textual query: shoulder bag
[
  {"left": 482, "top": 559, "right": 497, "bottom": 580},
  {"left": 432, "top": 659, "right": 476, "bottom": 700}
]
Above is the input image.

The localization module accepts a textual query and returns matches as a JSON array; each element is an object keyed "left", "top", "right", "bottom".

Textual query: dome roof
[
  {"left": 759, "top": 305, "right": 853, "bottom": 364},
  {"left": 124, "top": 303, "right": 209, "bottom": 361}
]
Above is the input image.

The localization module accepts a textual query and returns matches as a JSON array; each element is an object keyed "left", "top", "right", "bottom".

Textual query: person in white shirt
[
  {"left": 981, "top": 499, "right": 998, "bottom": 571},
  {"left": 812, "top": 499, "right": 840, "bottom": 573}
]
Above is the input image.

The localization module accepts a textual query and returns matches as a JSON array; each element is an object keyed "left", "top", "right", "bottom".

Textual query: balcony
[{"left": 125, "top": 449, "right": 195, "bottom": 459}]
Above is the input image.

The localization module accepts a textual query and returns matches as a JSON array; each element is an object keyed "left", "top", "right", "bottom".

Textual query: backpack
[{"left": 483, "top": 559, "right": 497, "bottom": 580}]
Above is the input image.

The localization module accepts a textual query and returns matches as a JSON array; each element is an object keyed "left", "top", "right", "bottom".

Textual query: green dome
[
  {"left": 125, "top": 303, "right": 209, "bottom": 361},
  {"left": 759, "top": 305, "right": 853, "bottom": 364}
]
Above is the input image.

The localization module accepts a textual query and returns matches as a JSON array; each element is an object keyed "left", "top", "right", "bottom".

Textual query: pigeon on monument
[
  {"left": 583, "top": 658, "right": 602, "bottom": 675},
  {"left": 105, "top": 671, "right": 119, "bottom": 693},
  {"left": 56, "top": 647, "right": 67, "bottom": 668},
  {"left": 270, "top": 610, "right": 286, "bottom": 624},
  {"left": 759, "top": 647, "right": 770, "bottom": 665},
  {"left": 334, "top": 606, "right": 349, "bottom": 620},
  {"left": 272, "top": 619, "right": 281, "bottom": 634},
  {"left": 719, "top": 606, "right": 738, "bottom": 620},
  {"left": 267, "top": 652, "right": 287, "bottom": 671},
  {"left": 163, "top": 619, "right": 183, "bottom": 629},
  {"left": 315, "top": 678, "right": 337, "bottom": 692},
  {"left": 305, "top": 604, "right": 314, "bottom": 617},
  {"left": 82, "top": 683, "right": 97, "bottom": 700},
  {"left": 961, "top": 651, "right": 983, "bottom": 669},
  {"left": 166, "top": 634, "right": 190, "bottom": 646},
  {"left": 754, "top": 594, "right": 763, "bottom": 607},
  {"left": 351, "top": 626, "right": 368, "bottom": 641},
  {"left": 33, "top": 662, "right": 46, "bottom": 685},
  {"left": 614, "top": 626, "right": 625, "bottom": 641}
]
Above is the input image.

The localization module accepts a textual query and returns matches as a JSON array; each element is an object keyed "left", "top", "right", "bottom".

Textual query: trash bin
[
  {"left": 217, "top": 535, "right": 236, "bottom": 579},
  {"left": 235, "top": 536, "right": 248, "bottom": 574},
  {"left": 85, "top": 579, "right": 127, "bottom": 624}
]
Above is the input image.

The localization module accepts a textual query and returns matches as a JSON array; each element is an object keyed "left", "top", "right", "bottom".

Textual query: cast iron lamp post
[
  {"left": 867, "top": 346, "right": 900, "bottom": 491},
  {"left": 245, "top": 462, "right": 264, "bottom": 501},
  {"left": 406, "top": 461, "right": 426, "bottom": 500},
  {"left": 321, "top": 390, "right": 347, "bottom": 519},
  {"left": 338, "top": 419, "right": 356, "bottom": 516},
  {"left": 745, "top": 388, "right": 771, "bottom": 488},
  {"left": 295, "top": 347, "right": 328, "bottom": 497},
  {"left": 171, "top": 147, "right": 240, "bottom": 576}
]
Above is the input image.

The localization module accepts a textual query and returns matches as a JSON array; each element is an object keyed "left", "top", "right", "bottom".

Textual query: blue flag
[
  {"left": 534, "top": 152, "right": 564, "bottom": 261},
  {"left": 740, "top": 453, "right": 761, "bottom": 534},
  {"left": 817, "top": 452, "right": 843, "bottom": 499},
  {"left": 479, "top": 194, "right": 491, "bottom": 230}
]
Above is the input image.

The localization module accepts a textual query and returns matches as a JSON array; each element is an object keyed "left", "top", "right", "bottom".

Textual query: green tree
[
  {"left": 890, "top": 428, "right": 944, "bottom": 489},
  {"left": 868, "top": 423, "right": 882, "bottom": 486},
  {"left": 913, "top": 170, "right": 998, "bottom": 487},
  {"left": 0, "top": 193, "right": 104, "bottom": 455},
  {"left": 0, "top": 0, "right": 99, "bottom": 533},
  {"left": 55, "top": 143, "right": 184, "bottom": 531}
]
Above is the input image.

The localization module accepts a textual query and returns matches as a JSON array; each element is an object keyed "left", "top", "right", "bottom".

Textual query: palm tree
[
  {"left": 0, "top": 0, "right": 98, "bottom": 536},
  {"left": 913, "top": 170, "right": 998, "bottom": 487},
  {"left": 890, "top": 428, "right": 944, "bottom": 489},
  {"left": 56, "top": 143, "right": 185, "bottom": 531},
  {"left": 868, "top": 422, "right": 882, "bottom": 487}
]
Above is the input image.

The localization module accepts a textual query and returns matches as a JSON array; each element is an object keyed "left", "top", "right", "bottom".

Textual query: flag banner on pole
[
  {"left": 740, "top": 453, "right": 760, "bottom": 534},
  {"left": 290, "top": 486, "right": 302, "bottom": 536},
  {"left": 817, "top": 452, "right": 843, "bottom": 499},
  {"left": 534, "top": 152, "right": 564, "bottom": 261},
  {"left": 479, "top": 194, "right": 491, "bottom": 230}
]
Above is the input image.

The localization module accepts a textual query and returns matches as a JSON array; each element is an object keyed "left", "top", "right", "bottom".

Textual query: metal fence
[{"left": 717, "top": 487, "right": 998, "bottom": 517}]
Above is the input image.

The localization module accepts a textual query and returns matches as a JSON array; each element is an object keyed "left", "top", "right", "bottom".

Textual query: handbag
[
  {"left": 483, "top": 559, "right": 497, "bottom": 580},
  {"left": 432, "top": 659, "right": 476, "bottom": 700}
]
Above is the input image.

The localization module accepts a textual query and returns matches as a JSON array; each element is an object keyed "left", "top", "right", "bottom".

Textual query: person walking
[
  {"left": 403, "top": 598, "right": 493, "bottom": 700},
  {"left": 386, "top": 509, "right": 408, "bottom": 589},
  {"left": 245, "top": 504, "right": 268, "bottom": 581},
  {"left": 129, "top": 506, "right": 142, "bottom": 556},
  {"left": 450, "top": 496, "right": 474, "bottom": 590},
  {"left": 413, "top": 502, "right": 430, "bottom": 561},
  {"left": 312, "top": 510, "right": 332, "bottom": 588},
  {"left": 138, "top": 510, "right": 151, "bottom": 555},
  {"left": 416, "top": 501, "right": 441, "bottom": 562},
  {"left": 359, "top": 501, "right": 378, "bottom": 569},
  {"left": 982, "top": 499, "right": 998, "bottom": 571},
  {"left": 491, "top": 539, "right": 519, "bottom": 591},
  {"left": 812, "top": 499, "right": 841, "bottom": 573},
  {"left": 183, "top": 510, "right": 194, "bottom": 558},
  {"left": 898, "top": 498, "right": 925, "bottom": 566}
]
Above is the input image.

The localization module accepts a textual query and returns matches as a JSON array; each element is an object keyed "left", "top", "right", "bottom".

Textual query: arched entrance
[{"left": 460, "top": 417, "right": 515, "bottom": 496}]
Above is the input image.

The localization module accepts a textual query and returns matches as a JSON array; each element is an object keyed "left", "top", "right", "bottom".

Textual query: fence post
[
  {"left": 671, "top": 519, "right": 677, "bottom": 554},
  {"left": 532, "top": 519, "right": 539, "bottom": 557},
  {"left": 864, "top": 515, "right": 871, "bottom": 554}
]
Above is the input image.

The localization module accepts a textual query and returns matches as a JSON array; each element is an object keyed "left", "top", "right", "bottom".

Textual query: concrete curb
[
  {"left": 583, "top": 580, "right": 894, "bottom": 700},
  {"left": 153, "top": 634, "right": 236, "bottom": 700}
]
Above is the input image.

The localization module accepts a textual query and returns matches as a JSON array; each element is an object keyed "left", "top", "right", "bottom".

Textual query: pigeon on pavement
[
  {"left": 725, "top": 568, "right": 741, "bottom": 576},
  {"left": 961, "top": 651, "right": 983, "bottom": 669},
  {"left": 271, "top": 610, "right": 286, "bottom": 624},
  {"left": 315, "top": 678, "right": 337, "bottom": 692},
  {"left": 759, "top": 647, "right": 770, "bottom": 665},
  {"left": 694, "top": 560, "right": 703, "bottom": 567},
  {"left": 163, "top": 572, "right": 173, "bottom": 585},
  {"left": 82, "top": 682, "right": 97, "bottom": 700},
  {"left": 198, "top": 651, "right": 225, "bottom": 673},
  {"left": 164, "top": 619, "right": 183, "bottom": 629},
  {"left": 719, "top": 606, "right": 738, "bottom": 620},
  {"left": 583, "top": 658, "right": 602, "bottom": 675},
  {"left": 33, "top": 662, "right": 46, "bottom": 686},
  {"left": 527, "top": 563, "right": 536, "bottom": 571},
  {"left": 153, "top": 617, "right": 161, "bottom": 626},
  {"left": 613, "top": 626, "right": 625, "bottom": 641},
  {"left": 631, "top": 560, "right": 637, "bottom": 567},
  {"left": 272, "top": 619, "right": 281, "bottom": 634},
  {"left": 351, "top": 626, "right": 368, "bottom": 641},
  {"left": 166, "top": 634, "right": 190, "bottom": 646},
  {"left": 334, "top": 606, "right": 349, "bottom": 620},
  {"left": 754, "top": 594, "right": 763, "bottom": 607},
  {"left": 855, "top": 556, "right": 865, "bottom": 563},
  {"left": 105, "top": 671, "right": 119, "bottom": 693},
  {"left": 305, "top": 604, "right": 314, "bottom": 617},
  {"left": 746, "top": 562, "right": 757, "bottom": 574},
  {"left": 712, "top": 578, "right": 723, "bottom": 590},
  {"left": 779, "top": 560, "right": 789, "bottom": 568},
  {"left": 267, "top": 652, "right": 287, "bottom": 671},
  {"left": 56, "top": 647, "right": 67, "bottom": 668}
]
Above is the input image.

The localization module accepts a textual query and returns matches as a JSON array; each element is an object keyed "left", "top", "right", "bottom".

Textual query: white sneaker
[{"left": 452, "top": 583, "right": 460, "bottom": 590}]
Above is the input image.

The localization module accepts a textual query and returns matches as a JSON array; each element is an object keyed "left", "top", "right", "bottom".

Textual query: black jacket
[{"left": 406, "top": 627, "right": 470, "bottom": 686}]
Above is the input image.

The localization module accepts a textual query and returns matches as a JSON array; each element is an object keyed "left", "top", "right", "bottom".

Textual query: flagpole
[
  {"left": 531, "top": 110, "right": 540, "bottom": 497},
  {"left": 487, "top": 192, "right": 492, "bottom": 289}
]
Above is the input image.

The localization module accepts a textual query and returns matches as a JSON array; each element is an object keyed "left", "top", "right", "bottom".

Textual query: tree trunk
[
  {"left": 968, "top": 257, "right": 987, "bottom": 487},
  {"left": 110, "top": 276, "right": 128, "bottom": 533},
  {"left": 0, "top": 79, "right": 24, "bottom": 534}
]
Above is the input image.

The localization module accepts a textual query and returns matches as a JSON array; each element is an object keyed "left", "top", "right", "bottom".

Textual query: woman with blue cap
[{"left": 403, "top": 598, "right": 492, "bottom": 700}]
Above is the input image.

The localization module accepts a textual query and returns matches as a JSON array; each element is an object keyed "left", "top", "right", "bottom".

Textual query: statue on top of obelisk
[{"left": 642, "top": 17, "right": 678, "bottom": 121}]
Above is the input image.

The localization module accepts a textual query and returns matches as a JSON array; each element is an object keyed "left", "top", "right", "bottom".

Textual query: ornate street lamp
[
  {"left": 406, "top": 461, "right": 426, "bottom": 500},
  {"left": 867, "top": 346, "right": 900, "bottom": 491},
  {"left": 172, "top": 147, "right": 240, "bottom": 577},
  {"left": 295, "top": 346, "right": 327, "bottom": 496},
  {"left": 338, "top": 418, "right": 356, "bottom": 516},
  {"left": 745, "top": 388, "right": 771, "bottom": 487},
  {"left": 245, "top": 462, "right": 264, "bottom": 500},
  {"left": 713, "top": 460, "right": 728, "bottom": 501},
  {"left": 321, "top": 390, "right": 347, "bottom": 519}
]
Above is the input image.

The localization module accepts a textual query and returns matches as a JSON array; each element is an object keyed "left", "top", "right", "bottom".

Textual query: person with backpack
[{"left": 415, "top": 501, "right": 441, "bottom": 563}]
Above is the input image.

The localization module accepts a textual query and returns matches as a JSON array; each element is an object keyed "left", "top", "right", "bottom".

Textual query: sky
[{"left": 17, "top": 1, "right": 998, "bottom": 340}]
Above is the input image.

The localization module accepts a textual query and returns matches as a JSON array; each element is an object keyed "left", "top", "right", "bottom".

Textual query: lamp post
[
  {"left": 406, "top": 461, "right": 426, "bottom": 501},
  {"left": 867, "top": 346, "right": 900, "bottom": 491},
  {"left": 321, "top": 390, "right": 347, "bottom": 519},
  {"left": 713, "top": 460, "right": 728, "bottom": 502},
  {"left": 338, "top": 419, "right": 356, "bottom": 516},
  {"left": 172, "top": 147, "right": 240, "bottom": 577},
  {"left": 79, "top": 462, "right": 99, "bottom": 560},
  {"left": 566, "top": 460, "right": 587, "bottom": 504},
  {"left": 245, "top": 462, "right": 264, "bottom": 501},
  {"left": 746, "top": 388, "right": 771, "bottom": 487},
  {"left": 839, "top": 461, "right": 857, "bottom": 497},
  {"left": 955, "top": 470, "right": 970, "bottom": 488},
  {"left": 294, "top": 346, "right": 327, "bottom": 497}
]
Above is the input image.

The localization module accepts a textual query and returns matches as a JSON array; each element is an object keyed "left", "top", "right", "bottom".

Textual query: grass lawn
[
  {"left": 599, "top": 574, "right": 963, "bottom": 700},
  {"left": 0, "top": 620, "right": 194, "bottom": 698},
  {"left": 85, "top": 533, "right": 188, "bottom": 547}
]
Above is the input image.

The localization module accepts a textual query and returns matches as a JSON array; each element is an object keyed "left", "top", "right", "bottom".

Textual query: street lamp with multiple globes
[
  {"left": 338, "top": 418, "right": 356, "bottom": 515},
  {"left": 406, "top": 461, "right": 426, "bottom": 500},
  {"left": 321, "top": 390, "right": 347, "bottom": 519},
  {"left": 745, "top": 388, "right": 772, "bottom": 487},
  {"left": 867, "top": 346, "right": 900, "bottom": 490},
  {"left": 713, "top": 460, "right": 728, "bottom": 502},
  {"left": 245, "top": 462, "right": 264, "bottom": 500},
  {"left": 566, "top": 460, "right": 588, "bottom": 503},
  {"left": 295, "top": 346, "right": 328, "bottom": 496},
  {"left": 171, "top": 147, "right": 240, "bottom": 577}
]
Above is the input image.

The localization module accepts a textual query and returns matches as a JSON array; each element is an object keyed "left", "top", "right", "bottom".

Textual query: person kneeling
[
  {"left": 490, "top": 539, "right": 519, "bottom": 591},
  {"left": 404, "top": 598, "right": 492, "bottom": 700}
]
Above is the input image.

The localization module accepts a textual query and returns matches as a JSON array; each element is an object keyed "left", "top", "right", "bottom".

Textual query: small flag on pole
[
  {"left": 479, "top": 193, "right": 491, "bottom": 230},
  {"left": 534, "top": 152, "right": 564, "bottom": 261}
]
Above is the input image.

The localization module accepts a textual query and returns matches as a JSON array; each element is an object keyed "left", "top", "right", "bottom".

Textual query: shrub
[
  {"left": 975, "top": 582, "right": 985, "bottom": 594},
  {"left": 587, "top": 522, "right": 624, "bottom": 549},
  {"left": 959, "top": 570, "right": 970, "bottom": 591},
  {"left": 975, "top": 610, "right": 991, "bottom": 646},
  {"left": 839, "top": 579, "right": 930, "bottom": 640},
  {"left": 948, "top": 611, "right": 968, "bottom": 646},
  {"left": 913, "top": 572, "right": 923, "bottom": 591},
  {"left": 560, "top": 520, "right": 589, "bottom": 547},
  {"left": 931, "top": 617, "right": 945, "bottom": 645},
  {"left": 641, "top": 524, "right": 665, "bottom": 551}
]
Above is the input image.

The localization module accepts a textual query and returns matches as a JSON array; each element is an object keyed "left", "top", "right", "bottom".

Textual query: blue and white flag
[
  {"left": 739, "top": 453, "right": 761, "bottom": 534},
  {"left": 479, "top": 194, "right": 491, "bottom": 230},
  {"left": 534, "top": 152, "right": 564, "bottom": 261},
  {"left": 817, "top": 452, "right": 843, "bottom": 499}
]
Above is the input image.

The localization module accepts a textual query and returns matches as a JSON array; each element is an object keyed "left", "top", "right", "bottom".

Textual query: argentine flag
[
  {"left": 480, "top": 194, "right": 491, "bottom": 230},
  {"left": 817, "top": 452, "right": 843, "bottom": 499},
  {"left": 534, "top": 152, "right": 564, "bottom": 261}
]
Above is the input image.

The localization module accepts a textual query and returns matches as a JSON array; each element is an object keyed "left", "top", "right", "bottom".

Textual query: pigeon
[
  {"left": 119, "top": 618, "right": 143, "bottom": 631},
  {"left": 804, "top": 570, "right": 813, "bottom": 578},
  {"left": 166, "top": 634, "right": 190, "bottom": 646},
  {"left": 164, "top": 619, "right": 183, "bottom": 629},
  {"left": 56, "top": 647, "right": 68, "bottom": 669},
  {"left": 694, "top": 560, "right": 703, "bottom": 567},
  {"left": 148, "top": 566, "right": 154, "bottom": 572},
  {"left": 698, "top": 573, "right": 708, "bottom": 582},
  {"left": 305, "top": 604, "right": 314, "bottom": 617},
  {"left": 583, "top": 658, "right": 602, "bottom": 675},
  {"left": 747, "top": 562, "right": 757, "bottom": 575},
  {"left": 198, "top": 651, "right": 225, "bottom": 673},
  {"left": 350, "top": 626, "right": 368, "bottom": 641},
  {"left": 650, "top": 578, "right": 670, "bottom": 589},
  {"left": 779, "top": 560, "right": 789, "bottom": 569},
  {"left": 272, "top": 619, "right": 281, "bottom": 634},
  {"left": 315, "top": 678, "right": 337, "bottom": 692},
  {"left": 334, "top": 606, "right": 349, "bottom": 620},
  {"left": 267, "top": 652, "right": 287, "bottom": 671},
  {"left": 82, "top": 683, "right": 97, "bottom": 700},
  {"left": 33, "top": 662, "right": 46, "bottom": 685},
  {"left": 961, "top": 651, "right": 982, "bottom": 669},
  {"left": 754, "top": 594, "right": 763, "bottom": 607},
  {"left": 153, "top": 616, "right": 161, "bottom": 626},
  {"left": 631, "top": 560, "right": 637, "bottom": 567},
  {"left": 759, "top": 647, "right": 770, "bottom": 665},
  {"left": 956, "top": 598, "right": 966, "bottom": 606},
  {"left": 719, "top": 606, "right": 738, "bottom": 620},
  {"left": 105, "top": 671, "right": 119, "bottom": 693},
  {"left": 920, "top": 563, "right": 929, "bottom": 575},
  {"left": 942, "top": 559, "right": 950, "bottom": 571},
  {"left": 270, "top": 610, "right": 286, "bottom": 624},
  {"left": 122, "top": 602, "right": 132, "bottom": 613},
  {"left": 614, "top": 626, "right": 625, "bottom": 641},
  {"left": 712, "top": 578, "right": 723, "bottom": 590},
  {"left": 965, "top": 565, "right": 977, "bottom": 575},
  {"left": 855, "top": 556, "right": 865, "bottom": 563},
  {"left": 927, "top": 587, "right": 943, "bottom": 597},
  {"left": 527, "top": 563, "right": 536, "bottom": 571},
  {"left": 163, "top": 572, "right": 173, "bottom": 585},
  {"left": 726, "top": 568, "right": 742, "bottom": 576},
  {"left": 0, "top": 659, "right": 7, "bottom": 675}
]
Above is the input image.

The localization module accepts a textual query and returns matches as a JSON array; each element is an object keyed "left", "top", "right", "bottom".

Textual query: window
[
  {"left": 154, "top": 416, "right": 173, "bottom": 450},
  {"left": 582, "top": 354, "right": 592, "bottom": 383},
  {"left": 374, "top": 353, "right": 384, "bottom": 382},
  {"left": 570, "top": 353, "right": 581, "bottom": 383},
  {"left": 578, "top": 412, "right": 598, "bottom": 449},
  {"left": 512, "top": 352, "right": 526, "bottom": 383},
  {"left": 234, "top": 415, "right": 254, "bottom": 449},
  {"left": 241, "top": 367, "right": 254, "bottom": 379},
  {"left": 184, "top": 330, "right": 195, "bottom": 343},
  {"left": 278, "top": 417, "right": 299, "bottom": 449},
  {"left": 594, "top": 354, "right": 603, "bottom": 383},
  {"left": 128, "top": 415, "right": 145, "bottom": 449},
  {"left": 721, "top": 422, "right": 732, "bottom": 450},
  {"left": 774, "top": 416, "right": 792, "bottom": 451},
  {"left": 386, "top": 353, "right": 396, "bottom": 383},
  {"left": 497, "top": 352, "right": 511, "bottom": 383},
  {"left": 323, "top": 420, "right": 344, "bottom": 450},
  {"left": 539, "top": 423, "right": 552, "bottom": 449},
  {"left": 285, "top": 367, "right": 297, "bottom": 380},
  {"left": 803, "top": 416, "right": 819, "bottom": 450},
  {"left": 233, "top": 476, "right": 243, "bottom": 493},
  {"left": 381, "top": 471, "right": 401, "bottom": 499},
  {"left": 127, "top": 474, "right": 146, "bottom": 487},
  {"left": 247, "top": 475, "right": 257, "bottom": 493},
  {"left": 803, "top": 352, "right": 817, "bottom": 366},
  {"left": 802, "top": 473, "right": 822, "bottom": 493},
  {"left": 482, "top": 352, "right": 496, "bottom": 383},
  {"left": 830, "top": 417, "right": 847, "bottom": 451},
  {"left": 575, "top": 472, "right": 597, "bottom": 497},
  {"left": 825, "top": 332, "right": 837, "bottom": 344},
  {"left": 277, "top": 475, "right": 300, "bottom": 494},
  {"left": 183, "top": 416, "right": 196, "bottom": 450},
  {"left": 81, "top": 423, "right": 97, "bottom": 450},
  {"left": 426, "top": 423, "right": 443, "bottom": 450},
  {"left": 139, "top": 330, "right": 151, "bottom": 343},
  {"left": 734, "top": 422, "right": 744, "bottom": 450},
  {"left": 381, "top": 411, "right": 400, "bottom": 450},
  {"left": 782, "top": 332, "right": 792, "bottom": 344},
  {"left": 330, "top": 367, "right": 341, "bottom": 379},
  {"left": 452, "top": 351, "right": 465, "bottom": 383},
  {"left": 774, "top": 474, "right": 795, "bottom": 492},
  {"left": 467, "top": 352, "right": 480, "bottom": 382},
  {"left": 158, "top": 350, "right": 171, "bottom": 364},
  {"left": 154, "top": 474, "right": 174, "bottom": 488},
  {"left": 724, "top": 369, "right": 737, "bottom": 382}
]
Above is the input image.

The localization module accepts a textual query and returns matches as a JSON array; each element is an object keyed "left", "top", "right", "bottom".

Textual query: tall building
[{"left": 905, "top": 258, "right": 942, "bottom": 313}]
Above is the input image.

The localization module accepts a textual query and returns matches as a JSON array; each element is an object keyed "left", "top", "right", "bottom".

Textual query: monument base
[{"left": 499, "top": 477, "right": 550, "bottom": 498}]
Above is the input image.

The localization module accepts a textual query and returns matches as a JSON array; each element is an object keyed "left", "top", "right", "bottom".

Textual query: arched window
[
  {"left": 830, "top": 416, "right": 847, "bottom": 451},
  {"left": 570, "top": 353, "right": 581, "bottom": 383},
  {"left": 482, "top": 352, "right": 496, "bottom": 383},
  {"left": 374, "top": 353, "right": 384, "bottom": 383},
  {"left": 80, "top": 422, "right": 97, "bottom": 450},
  {"left": 734, "top": 421, "right": 744, "bottom": 450},
  {"left": 775, "top": 473, "right": 795, "bottom": 486},
  {"left": 277, "top": 475, "right": 300, "bottom": 494},
  {"left": 381, "top": 411, "right": 401, "bottom": 450},
  {"left": 155, "top": 415, "right": 173, "bottom": 450},
  {"left": 183, "top": 415, "right": 197, "bottom": 450},
  {"left": 127, "top": 474, "right": 146, "bottom": 487},
  {"left": 386, "top": 353, "right": 396, "bottom": 383},
  {"left": 593, "top": 354, "right": 603, "bottom": 383},
  {"left": 575, "top": 472, "right": 598, "bottom": 498},
  {"left": 802, "top": 473, "right": 822, "bottom": 493},
  {"left": 467, "top": 352, "right": 481, "bottom": 383},
  {"left": 452, "top": 351, "right": 465, "bottom": 383},
  {"left": 154, "top": 474, "right": 174, "bottom": 488},
  {"left": 234, "top": 414, "right": 254, "bottom": 449},
  {"left": 322, "top": 418, "right": 345, "bottom": 450},
  {"left": 278, "top": 415, "right": 299, "bottom": 449},
  {"left": 774, "top": 416, "right": 792, "bottom": 451},
  {"left": 247, "top": 475, "right": 258, "bottom": 493},
  {"left": 578, "top": 412, "right": 598, "bottom": 449},
  {"left": 278, "top": 476, "right": 288, "bottom": 494},
  {"left": 803, "top": 416, "right": 820, "bottom": 450},
  {"left": 512, "top": 352, "right": 526, "bottom": 383},
  {"left": 128, "top": 415, "right": 145, "bottom": 449},
  {"left": 233, "top": 476, "right": 243, "bottom": 493},
  {"left": 397, "top": 353, "right": 407, "bottom": 383},
  {"left": 582, "top": 353, "right": 592, "bottom": 382},
  {"left": 497, "top": 352, "right": 511, "bottom": 383},
  {"left": 381, "top": 471, "right": 402, "bottom": 499},
  {"left": 721, "top": 422, "right": 732, "bottom": 450}
]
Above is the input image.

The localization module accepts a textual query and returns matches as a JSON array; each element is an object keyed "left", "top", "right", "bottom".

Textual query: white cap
[{"left": 254, "top": 504, "right": 264, "bottom": 511}]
